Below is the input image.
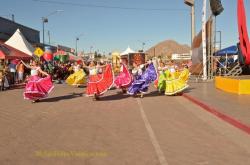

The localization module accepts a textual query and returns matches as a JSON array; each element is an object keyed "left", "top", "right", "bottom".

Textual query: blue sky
[{"left": 1, "top": 0, "right": 250, "bottom": 53}]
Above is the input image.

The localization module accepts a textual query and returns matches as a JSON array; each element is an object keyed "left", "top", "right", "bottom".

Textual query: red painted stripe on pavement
[{"left": 183, "top": 94, "right": 250, "bottom": 135}]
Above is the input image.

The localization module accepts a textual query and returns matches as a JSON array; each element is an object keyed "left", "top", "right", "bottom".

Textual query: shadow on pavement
[
  {"left": 41, "top": 92, "right": 83, "bottom": 102},
  {"left": 144, "top": 90, "right": 164, "bottom": 97},
  {"left": 99, "top": 93, "right": 131, "bottom": 101},
  {"left": 100, "top": 90, "right": 166, "bottom": 101}
]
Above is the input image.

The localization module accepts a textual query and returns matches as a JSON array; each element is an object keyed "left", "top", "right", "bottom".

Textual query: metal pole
[
  {"left": 202, "top": 0, "right": 207, "bottom": 80},
  {"left": 191, "top": 3, "right": 195, "bottom": 44},
  {"left": 76, "top": 38, "right": 78, "bottom": 56},
  {"left": 219, "top": 31, "right": 221, "bottom": 50},
  {"left": 48, "top": 31, "right": 50, "bottom": 45},
  {"left": 154, "top": 47, "right": 156, "bottom": 57},
  {"left": 11, "top": 14, "right": 15, "bottom": 22},
  {"left": 42, "top": 18, "right": 45, "bottom": 46},
  {"left": 190, "top": 4, "right": 195, "bottom": 57}
]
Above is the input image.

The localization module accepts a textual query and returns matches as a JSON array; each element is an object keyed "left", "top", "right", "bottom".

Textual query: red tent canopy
[
  {"left": 53, "top": 50, "right": 66, "bottom": 56},
  {"left": 0, "top": 50, "right": 5, "bottom": 59},
  {"left": 0, "top": 41, "right": 32, "bottom": 60}
]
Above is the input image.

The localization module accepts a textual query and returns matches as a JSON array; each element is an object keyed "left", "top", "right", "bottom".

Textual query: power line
[{"left": 33, "top": 0, "right": 188, "bottom": 12}]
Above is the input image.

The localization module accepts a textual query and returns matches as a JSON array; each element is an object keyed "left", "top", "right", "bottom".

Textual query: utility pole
[
  {"left": 184, "top": 0, "right": 195, "bottom": 55},
  {"left": 76, "top": 37, "right": 79, "bottom": 56},
  {"left": 41, "top": 10, "right": 63, "bottom": 46},
  {"left": 191, "top": 2, "right": 195, "bottom": 43},
  {"left": 11, "top": 14, "right": 15, "bottom": 22},
  {"left": 48, "top": 30, "right": 51, "bottom": 44},
  {"left": 75, "top": 33, "right": 84, "bottom": 56}
]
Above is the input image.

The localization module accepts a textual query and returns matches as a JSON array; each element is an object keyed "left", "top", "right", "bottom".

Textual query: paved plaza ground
[{"left": 0, "top": 83, "right": 250, "bottom": 165}]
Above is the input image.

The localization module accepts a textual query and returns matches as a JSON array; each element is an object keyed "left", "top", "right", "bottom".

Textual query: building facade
[{"left": 0, "top": 17, "right": 40, "bottom": 44}]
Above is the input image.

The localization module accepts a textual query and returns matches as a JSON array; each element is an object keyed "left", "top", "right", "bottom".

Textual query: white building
[{"left": 171, "top": 53, "right": 191, "bottom": 60}]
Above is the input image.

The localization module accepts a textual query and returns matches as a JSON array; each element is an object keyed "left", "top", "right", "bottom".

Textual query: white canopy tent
[
  {"left": 120, "top": 46, "right": 135, "bottom": 56},
  {"left": 5, "top": 28, "right": 35, "bottom": 56}
]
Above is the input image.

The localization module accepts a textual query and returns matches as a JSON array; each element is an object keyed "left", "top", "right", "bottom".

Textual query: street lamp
[
  {"left": 184, "top": 0, "right": 195, "bottom": 47},
  {"left": 138, "top": 40, "right": 148, "bottom": 52},
  {"left": 0, "top": 13, "right": 15, "bottom": 21},
  {"left": 75, "top": 33, "right": 84, "bottom": 56},
  {"left": 42, "top": 10, "right": 63, "bottom": 46},
  {"left": 90, "top": 46, "right": 93, "bottom": 59}
]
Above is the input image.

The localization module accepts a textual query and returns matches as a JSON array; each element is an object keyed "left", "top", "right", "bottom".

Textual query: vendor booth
[{"left": 120, "top": 47, "right": 145, "bottom": 69}]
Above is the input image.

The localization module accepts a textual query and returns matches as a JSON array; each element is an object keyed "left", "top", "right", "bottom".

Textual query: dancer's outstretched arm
[
  {"left": 21, "top": 60, "right": 31, "bottom": 69},
  {"left": 38, "top": 68, "right": 49, "bottom": 76},
  {"left": 97, "top": 64, "right": 108, "bottom": 68}
]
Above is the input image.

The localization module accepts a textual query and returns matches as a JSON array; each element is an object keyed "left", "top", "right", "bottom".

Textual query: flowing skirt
[
  {"left": 127, "top": 63, "right": 157, "bottom": 95},
  {"left": 86, "top": 64, "right": 114, "bottom": 96},
  {"left": 164, "top": 69, "right": 189, "bottom": 95},
  {"left": 114, "top": 64, "right": 132, "bottom": 88},
  {"left": 66, "top": 69, "right": 86, "bottom": 86},
  {"left": 24, "top": 75, "right": 54, "bottom": 100}
]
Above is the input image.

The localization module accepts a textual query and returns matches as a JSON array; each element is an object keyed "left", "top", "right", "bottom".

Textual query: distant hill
[{"left": 146, "top": 40, "right": 190, "bottom": 59}]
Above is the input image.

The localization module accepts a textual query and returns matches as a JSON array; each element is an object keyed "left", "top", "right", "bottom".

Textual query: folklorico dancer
[
  {"left": 154, "top": 60, "right": 168, "bottom": 89},
  {"left": 22, "top": 60, "right": 54, "bottom": 103},
  {"left": 157, "top": 64, "right": 189, "bottom": 96},
  {"left": 66, "top": 61, "right": 86, "bottom": 87},
  {"left": 127, "top": 61, "right": 157, "bottom": 98},
  {"left": 114, "top": 62, "right": 133, "bottom": 93},
  {"left": 83, "top": 61, "right": 114, "bottom": 100}
]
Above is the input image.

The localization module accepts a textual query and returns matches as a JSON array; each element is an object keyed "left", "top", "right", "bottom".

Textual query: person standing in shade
[
  {"left": 9, "top": 62, "right": 17, "bottom": 85},
  {"left": 16, "top": 62, "right": 24, "bottom": 83},
  {"left": 0, "top": 60, "right": 5, "bottom": 90}
]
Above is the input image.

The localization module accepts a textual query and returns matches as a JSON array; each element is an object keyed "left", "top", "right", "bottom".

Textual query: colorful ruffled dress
[
  {"left": 127, "top": 63, "right": 157, "bottom": 95},
  {"left": 114, "top": 64, "right": 132, "bottom": 89},
  {"left": 24, "top": 67, "right": 54, "bottom": 100},
  {"left": 164, "top": 68, "right": 176, "bottom": 95},
  {"left": 164, "top": 68, "right": 189, "bottom": 95},
  {"left": 86, "top": 64, "right": 114, "bottom": 97},
  {"left": 157, "top": 69, "right": 169, "bottom": 92},
  {"left": 172, "top": 68, "right": 189, "bottom": 94},
  {"left": 66, "top": 65, "right": 86, "bottom": 86}
]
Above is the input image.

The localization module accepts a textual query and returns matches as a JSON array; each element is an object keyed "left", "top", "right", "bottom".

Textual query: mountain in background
[{"left": 146, "top": 40, "right": 190, "bottom": 59}]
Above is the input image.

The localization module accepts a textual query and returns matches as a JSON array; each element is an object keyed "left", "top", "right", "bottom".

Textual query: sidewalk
[{"left": 183, "top": 81, "right": 250, "bottom": 131}]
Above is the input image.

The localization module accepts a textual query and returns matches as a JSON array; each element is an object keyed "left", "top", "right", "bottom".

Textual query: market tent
[
  {"left": 214, "top": 45, "right": 238, "bottom": 56},
  {"left": 53, "top": 50, "right": 68, "bottom": 62},
  {"left": 5, "top": 28, "right": 34, "bottom": 56},
  {"left": 0, "top": 42, "right": 32, "bottom": 60},
  {"left": 121, "top": 46, "right": 135, "bottom": 56},
  {"left": 69, "top": 53, "right": 82, "bottom": 61}
]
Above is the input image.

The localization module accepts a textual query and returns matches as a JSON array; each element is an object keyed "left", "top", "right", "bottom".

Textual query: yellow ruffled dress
[
  {"left": 165, "top": 69, "right": 177, "bottom": 95},
  {"left": 164, "top": 68, "right": 189, "bottom": 95},
  {"left": 174, "top": 68, "right": 189, "bottom": 92},
  {"left": 66, "top": 69, "right": 86, "bottom": 86}
]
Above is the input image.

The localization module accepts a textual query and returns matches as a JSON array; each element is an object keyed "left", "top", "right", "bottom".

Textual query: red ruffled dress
[{"left": 86, "top": 64, "right": 114, "bottom": 96}]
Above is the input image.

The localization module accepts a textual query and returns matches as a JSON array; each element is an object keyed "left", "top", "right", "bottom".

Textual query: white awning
[
  {"left": 120, "top": 46, "right": 135, "bottom": 56},
  {"left": 5, "top": 28, "right": 35, "bottom": 56}
]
